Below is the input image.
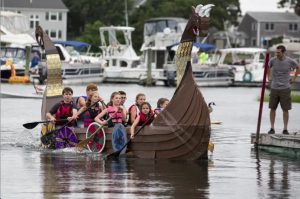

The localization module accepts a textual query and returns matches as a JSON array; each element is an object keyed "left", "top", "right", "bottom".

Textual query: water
[{"left": 1, "top": 83, "right": 300, "bottom": 199}]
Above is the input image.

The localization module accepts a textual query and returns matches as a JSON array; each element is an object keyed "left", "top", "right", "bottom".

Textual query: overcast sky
[{"left": 239, "top": 0, "right": 293, "bottom": 14}]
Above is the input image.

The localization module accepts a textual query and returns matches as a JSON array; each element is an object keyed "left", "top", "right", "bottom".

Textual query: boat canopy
[{"left": 54, "top": 40, "right": 91, "bottom": 52}]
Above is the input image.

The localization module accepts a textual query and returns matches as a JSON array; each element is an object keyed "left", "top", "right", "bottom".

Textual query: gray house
[
  {"left": 238, "top": 12, "right": 300, "bottom": 47},
  {"left": 1, "top": 0, "right": 68, "bottom": 40}
]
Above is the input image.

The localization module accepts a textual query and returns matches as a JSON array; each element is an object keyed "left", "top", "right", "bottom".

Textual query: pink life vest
[
  {"left": 107, "top": 106, "right": 123, "bottom": 124},
  {"left": 138, "top": 110, "right": 154, "bottom": 126}
]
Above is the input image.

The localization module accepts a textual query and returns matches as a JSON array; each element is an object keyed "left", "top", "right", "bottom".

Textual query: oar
[
  {"left": 23, "top": 119, "right": 68, "bottom": 129},
  {"left": 105, "top": 115, "right": 154, "bottom": 159},
  {"left": 40, "top": 99, "right": 101, "bottom": 137},
  {"left": 76, "top": 108, "right": 120, "bottom": 150}
]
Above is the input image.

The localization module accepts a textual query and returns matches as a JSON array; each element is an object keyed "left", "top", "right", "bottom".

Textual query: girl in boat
[
  {"left": 46, "top": 87, "right": 78, "bottom": 127},
  {"left": 76, "top": 83, "right": 105, "bottom": 127},
  {"left": 127, "top": 93, "right": 146, "bottom": 125},
  {"left": 76, "top": 91, "right": 105, "bottom": 128},
  {"left": 130, "top": 102, "right": 155, "bottom": 139},
  {"left": 154, "top": 98, "right": 169, "bottom": 115},
  {"left": 95, "top": 92, "right": 127, "bottom": 127}
]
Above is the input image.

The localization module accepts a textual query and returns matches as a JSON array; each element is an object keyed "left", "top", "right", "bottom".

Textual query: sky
[{"left": 239, "top": 0, "right": 293, "bottom": 14}]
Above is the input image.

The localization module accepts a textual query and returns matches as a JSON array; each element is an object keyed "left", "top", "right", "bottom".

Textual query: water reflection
[
  {"left": 253, "top": 149, "right": 299, "bottom": 199},
  {"left": 40, "top": 153, "right": 210, "bottom": 198}
]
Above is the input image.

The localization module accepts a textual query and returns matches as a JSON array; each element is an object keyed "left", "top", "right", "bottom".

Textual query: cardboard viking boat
[{"left": 37, "top": 4, "right": 213, "bottom": 160}]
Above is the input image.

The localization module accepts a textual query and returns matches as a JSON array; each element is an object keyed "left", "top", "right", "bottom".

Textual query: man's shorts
[{"left": 269, "top": 88, "right": 291, "bottom": 111}]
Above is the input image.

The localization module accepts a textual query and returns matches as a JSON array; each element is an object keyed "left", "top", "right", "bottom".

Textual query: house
[
  {"left": 238, "top": 12, "right": 300, "bottom": 47},
  {"left": 1, "top": 0, "right": 68, "bottom": 40}
]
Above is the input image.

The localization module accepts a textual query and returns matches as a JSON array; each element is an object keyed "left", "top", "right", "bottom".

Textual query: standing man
[{"left": 268, "top": 45, "right": 300, "bottom": 134}]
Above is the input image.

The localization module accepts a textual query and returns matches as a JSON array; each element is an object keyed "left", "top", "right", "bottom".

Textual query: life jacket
[
  {"left": 127, "top": 104, "right": 140, "bottom": 125},
  {"left": 107, "top": 106, "right": 123, "bottom": 126},
  {"left": 83, "top": 104, "right": 102, "bottom": 127},
  {"left": 55, "top": 101, "right": 74, "bottom": 126},
  {"left": 138, "top": 110, "right": 154, "bottom": 126}
]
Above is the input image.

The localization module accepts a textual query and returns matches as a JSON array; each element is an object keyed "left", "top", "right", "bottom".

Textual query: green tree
[
  {"left": 278, "top": 0, "right": 300, "bottom": 15},
  {"left": 62, "top": 0, "right": 241, "bottom": 52},
  {"left": 75, "top": 20, "right": 104, "bottom": 52}
]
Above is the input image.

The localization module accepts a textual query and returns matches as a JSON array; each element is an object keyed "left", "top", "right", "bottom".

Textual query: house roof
[
  {"left": 246, "top": 12, "right": 300, "bottom": 22},
  {"left": 2, "top": 0, "right": 68, "bottom": 10}
]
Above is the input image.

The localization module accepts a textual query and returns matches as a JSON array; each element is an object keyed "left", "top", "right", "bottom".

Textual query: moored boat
[{"left": 37, "top": 4, "right": 214, "bottom": 160}]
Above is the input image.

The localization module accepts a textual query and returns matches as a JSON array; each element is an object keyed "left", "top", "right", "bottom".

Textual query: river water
[{"left": 1, "top": 83, "right": 300, "bottom": 199}]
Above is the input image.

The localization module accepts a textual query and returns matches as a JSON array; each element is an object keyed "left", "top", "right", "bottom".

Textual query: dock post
[
  {"left": 146, "top": 49, "right": 153, "bottom": 86},
  {"left": 255, "top": 52, "right": 270, "bottom": 147},
  {"left": 25, "top": 45, "right": 31, "bottom": 76}
]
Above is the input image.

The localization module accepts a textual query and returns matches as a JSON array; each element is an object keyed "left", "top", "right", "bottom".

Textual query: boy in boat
[
  {"left": 154, "top": 98, "right": 169, "bottom": 115},
  {"left": 76, "top": 83, "right": 105, "bottom": 127},
  {"left": 95, "top": 92, "right": 127, "bottom": 127},
  {"left": 46, "top": 87, "right": 78, "bottom": 126},
  {"left": 130, "top": 102, "right": 155, "bottom": 139},
  {"left": 127, "top": 93, "right": 146, "bottom": 125}
]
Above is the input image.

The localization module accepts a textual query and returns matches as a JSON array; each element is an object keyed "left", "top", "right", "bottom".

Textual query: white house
[{"left": 1, "top": 0, "right": 68, "bottom": 40}]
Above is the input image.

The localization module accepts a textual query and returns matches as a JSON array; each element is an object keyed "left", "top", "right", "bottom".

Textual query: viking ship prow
[{"left": 38, "top": 4, "right": 214, "bottom": 160}]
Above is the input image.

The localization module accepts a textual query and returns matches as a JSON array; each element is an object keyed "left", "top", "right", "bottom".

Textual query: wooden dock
[{"left": 251, "top": 133, "right": 300, "bottom": 158}]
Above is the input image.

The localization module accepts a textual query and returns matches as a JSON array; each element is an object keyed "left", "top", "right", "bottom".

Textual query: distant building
[
  {"left": 238, "top": 12, "right": 300, "bottom": 47},
  {"left": 1, "top": 0, "right": 68, "bottom": 40}
]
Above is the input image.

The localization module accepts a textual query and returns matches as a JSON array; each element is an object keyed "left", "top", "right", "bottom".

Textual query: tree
[
  {"left": 278, "top": 0, "right": 300, "bottom": 15},
  {"left": 62, "top": 0, "right": 241, "bottom": 52},
  {"left": 75, "top": 20, "right": 104, "bottom": 52}
]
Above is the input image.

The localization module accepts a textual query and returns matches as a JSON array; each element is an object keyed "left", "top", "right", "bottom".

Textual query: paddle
[
  {"left": 105, "top": 114, "right": 154, "bottom": 159},
  {"left": 40, "top": 99, "right": 101, "bottom": 143},
  {"left": 23, "top": 119, "right": 68, "bottom": 129},
  {"left": 76, "top": 107, "right": 121, "bottom": 150}
]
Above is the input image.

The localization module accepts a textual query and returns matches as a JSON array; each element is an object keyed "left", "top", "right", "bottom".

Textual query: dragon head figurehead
[{"left": 181, "top": 4, "right": 214, "bottom": 42}]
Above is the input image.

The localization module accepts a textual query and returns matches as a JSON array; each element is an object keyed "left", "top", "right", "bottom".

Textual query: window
[
  {"left": 265, "top": 23, "right": 274, "bottom": 31},
  {"left": 45, "top": 12, "right": 49, "bottom": 20},
  {"left": 50, "top": 30, "right": 56, "bottom": 38},
  {"left": 58, "top": 30, "right": 62, "bottom": 39},
  {"left": 30, "top": 15, "right": 39, "bottom": 29},
  {"left": 289, "top": 23, "right": 298, "bottom": 32},
  {"left": 251, "top": 23, "right": 257, "bottom": 31},
  {"left": 46, "top": 12, "right": 60, "bottom": 21},
  {"left": 45, "top": 30, "right": 63, "bottom": 39}
]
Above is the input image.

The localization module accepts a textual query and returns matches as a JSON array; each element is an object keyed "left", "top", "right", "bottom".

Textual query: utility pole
[{"left": 125, "top": 0, "right": 128, "bottom": 26}]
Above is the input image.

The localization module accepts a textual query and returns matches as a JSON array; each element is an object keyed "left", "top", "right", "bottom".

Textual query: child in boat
[
  {"left": 127, "top": 93, "right": 146, "bottom": 125},
  {"left": 76, "top": 83, "right": 105, "bottom": 127},
  {"left": 46, "top": 87, "right": 78, "bottom": 127},
  {"left": 154, "top": 98, "right": 169, "bottom": 115},
  {"left": 76, "top": 91, "right": 105, "bottom": 128},
  {"left": 95, "top": 92, "right": 127, "bottom": 127},
  {"left": 130, "top": 102, "right": 155, "bottom": 139}
]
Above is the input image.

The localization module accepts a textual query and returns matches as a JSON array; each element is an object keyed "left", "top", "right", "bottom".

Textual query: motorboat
[
  {"left": 162, "top": 42, "right": 234, "bottom": 87},
  {"left": 99, "top": 26, "right": 142, "bottom": 83},
  {"left": 0, "top": 47, "right": 26, "bottom": 82},
  {"left": 217, "top": 48, "right": 267, "bottom": 85},
  {"left": 34, "top": 44, "right": 105, "bottom": 85}
]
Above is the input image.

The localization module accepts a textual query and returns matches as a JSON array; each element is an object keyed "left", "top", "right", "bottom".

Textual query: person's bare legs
[
  {"left": 283, "top": 110, "right": 289, "bottom": 130},
  {"left": 270, "top": 109, "right": 276, "bottom": 130}
]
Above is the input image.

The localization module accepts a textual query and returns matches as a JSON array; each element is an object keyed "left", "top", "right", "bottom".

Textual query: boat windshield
[{"left": 144, "top": 19, "right": 186, "bottom": 37}]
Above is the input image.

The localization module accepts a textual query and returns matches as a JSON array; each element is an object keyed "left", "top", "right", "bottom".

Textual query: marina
[{"left": 1, "top": 1, "right": 300, "bottom": 198}]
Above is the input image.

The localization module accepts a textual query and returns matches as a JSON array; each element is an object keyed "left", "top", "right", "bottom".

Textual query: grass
[{"left": 258, "top": 91, "right": 300, "bottom": 103}]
